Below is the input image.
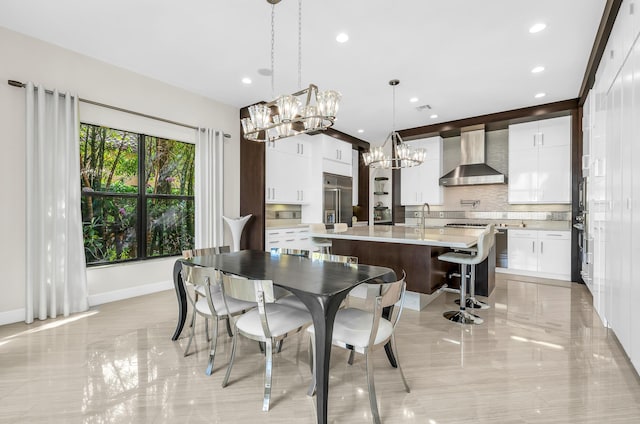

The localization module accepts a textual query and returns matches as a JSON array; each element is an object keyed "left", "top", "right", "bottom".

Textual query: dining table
[{"left": 174, "top": 249, "right": 397, "bottom": 424}]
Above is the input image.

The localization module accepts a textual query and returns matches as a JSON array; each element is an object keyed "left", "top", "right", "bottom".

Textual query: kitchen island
[{"left": 313, "top": 225, "right": 495, "bottom": 296}]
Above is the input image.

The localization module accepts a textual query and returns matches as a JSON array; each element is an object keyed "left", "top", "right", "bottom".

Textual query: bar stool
[
  {"left": 309, "top": 223, "right": 332, "bottom": 253},
  {"left": 439, "top": 224, "right": 494, "bottom": 325}
]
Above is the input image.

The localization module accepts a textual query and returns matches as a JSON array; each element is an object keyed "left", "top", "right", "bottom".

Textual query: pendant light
[{"left": 363, "top": 80, "right": 426, "bottom": 169}]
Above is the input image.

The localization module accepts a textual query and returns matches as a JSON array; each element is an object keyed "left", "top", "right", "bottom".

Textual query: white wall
[{"left": 0, "top": 27, "right": 240, "bottom": 324}]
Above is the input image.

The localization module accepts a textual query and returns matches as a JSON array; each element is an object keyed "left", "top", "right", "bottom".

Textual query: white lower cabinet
[
  {"left": 265, "top": 227, "right": 312, "bottom": 252},
  {"left": 508, "top": 229, "right": 571, "bottom": 280}
]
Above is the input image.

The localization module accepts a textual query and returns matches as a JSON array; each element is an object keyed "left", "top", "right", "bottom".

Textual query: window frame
[{"left": 80, "top": 124, "right": 195, "bottom": 266}]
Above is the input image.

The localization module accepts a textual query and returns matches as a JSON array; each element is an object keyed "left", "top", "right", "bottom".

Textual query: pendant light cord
[
  {"left": 271, "top": 3, "right": 276, "bottom": 99},
  {"left": 298, "top": 0, "right": 302, "bottom": 90}
]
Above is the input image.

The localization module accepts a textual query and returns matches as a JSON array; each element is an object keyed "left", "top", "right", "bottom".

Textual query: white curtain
[
  {"left": 25, "top": 82, "right": 89, "bottom": 324},
  {"left": 194, "top": 128, "right": 224, "bottom": 249}
]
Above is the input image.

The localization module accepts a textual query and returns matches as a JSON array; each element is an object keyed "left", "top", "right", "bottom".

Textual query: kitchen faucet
[{"left": 422, "top": 202, "right": 430, "bottom": 230}]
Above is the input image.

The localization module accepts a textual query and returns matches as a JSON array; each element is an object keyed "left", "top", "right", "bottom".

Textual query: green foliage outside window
[{"left": 80, "top": 123, "right": 195, "bottom": 265}]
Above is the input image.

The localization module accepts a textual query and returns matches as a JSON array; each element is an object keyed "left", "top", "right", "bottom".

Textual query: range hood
[{"left": 439, "top": 124, "right": 506, "bottom": 186}]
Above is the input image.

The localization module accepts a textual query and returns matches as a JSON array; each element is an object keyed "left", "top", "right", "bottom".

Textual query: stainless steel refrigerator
[{"left": 323, "top": 173, "right": 353, "bottom": 227}]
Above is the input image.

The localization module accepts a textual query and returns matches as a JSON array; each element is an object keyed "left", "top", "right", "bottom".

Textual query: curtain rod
[{"left": 8, "top": 79, "right": 231, "bottom": 138}]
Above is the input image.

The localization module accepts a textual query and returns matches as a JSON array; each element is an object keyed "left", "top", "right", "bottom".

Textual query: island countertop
[{"left": 312, "top": 225, "right": 481, "bottom": 249}]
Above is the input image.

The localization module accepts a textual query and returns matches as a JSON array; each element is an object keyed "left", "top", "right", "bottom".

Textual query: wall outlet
[{"left": 439, "top": 211, "right": 444, "bottom": 218}]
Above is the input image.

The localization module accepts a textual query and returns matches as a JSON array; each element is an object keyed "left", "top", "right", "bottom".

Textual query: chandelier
[
  {"left": 363, "top": 80, "right": 426, "bottom": 169},
  {"left": 241, "top": 0, "right": 341, "bottom": 143}
]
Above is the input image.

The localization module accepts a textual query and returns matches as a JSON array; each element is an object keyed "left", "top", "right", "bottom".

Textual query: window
[{"left": 80, "top": 123, "right": 195, "bottom": 265}]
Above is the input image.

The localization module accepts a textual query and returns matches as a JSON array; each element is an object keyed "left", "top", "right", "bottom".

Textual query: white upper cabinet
[
  {"left": 508, "top": 116, "right": 571, "bottom": 204},
  {"left": 265, "top": 136, "right": 312, "bottom": 204},
  {"left": 400, "top": 136, "right": 443, "bottom": 205},
  {"left": 321, "top": 135, "right": 352, "bottom": 176},
  {"left": 322, "top": 136, "right": 351, "bottom": 164}
]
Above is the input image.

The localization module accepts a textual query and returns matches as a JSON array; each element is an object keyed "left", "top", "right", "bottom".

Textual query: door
[{"left": 324, "top": 189, "right": 339, "bottom": 224}]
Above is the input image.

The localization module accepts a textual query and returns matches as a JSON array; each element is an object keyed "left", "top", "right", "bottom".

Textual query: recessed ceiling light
[
  {"left": 430, "top": 114, "right": 438, "bottom": 119},
  {"left": 357, "top": 129, "right": 364, "bottom": 133},
  {"left": 535, "top": 92, "right": 546, "bottom": 98},
  {"left": 531, "top": 66, "right": 545, "bottom": 73},
  {"left": 241, "top": 77, "right": 252, "bottom": 84},
  {"left": 409, "top": 97, "right": 419, "bottom": 103},
  {"left": 336, "top": 33, "right": 349, "bottom": 43},
  {"left": 529, "top": 23, "right": 546, "bottom": 33}
]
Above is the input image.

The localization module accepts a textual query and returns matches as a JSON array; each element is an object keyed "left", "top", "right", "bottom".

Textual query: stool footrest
[
  {"left": 443, "top": 310, "right": 484, "bottom": 325},
  {"left": 455, "top": 297, "right": 491, "bottom": 309}
]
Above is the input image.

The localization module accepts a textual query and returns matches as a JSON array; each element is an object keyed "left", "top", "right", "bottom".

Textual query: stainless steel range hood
[{"left": 439, "top": 124, "right": 506, "bottom": 186}]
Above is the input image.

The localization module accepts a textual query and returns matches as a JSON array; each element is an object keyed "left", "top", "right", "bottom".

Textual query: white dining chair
[
  {"left": 271, "top": 247, "right": 311, "bottom": 312},
  {"left": 307, "top": 271, "right": 410, "bottom": 424},
  {"left": 180, "top": 263, "right": 255, "bottom": 375},
  {"left": 182, "top": 246, "right": 232, "bottom": 337},
  {"left": 221, "top": 274, "right": 313, "bottom": 412}
]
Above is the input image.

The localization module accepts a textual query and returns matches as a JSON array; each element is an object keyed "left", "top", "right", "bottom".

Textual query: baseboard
[
  {"left": 0, "top": 281, "right": 173, "bottom": 327},
  {"left": 402, "top": 290, "right": 443, "bottom": 311},
  {"left": 0, "top": 308, "right": 26, "bottom": 326},
  {"left": 496, "top": 267, "right": 571, "bottom": 282},
  {"left": 88, "top": 280, "right": 173, "bottom": 307}
]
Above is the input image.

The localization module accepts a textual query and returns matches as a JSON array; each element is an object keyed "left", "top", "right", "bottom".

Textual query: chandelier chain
[
  {"left": 392, "top": 83, "right": 396, "bottom": 134},
  {"left": 271, "top": 3, "right": 276, "bottom": 99},
  {"left": 241, "top": 0, "right": 340, "bottom": 143},
  {"left": 298, "top": 0, "right": 302, "bottom": 89}
]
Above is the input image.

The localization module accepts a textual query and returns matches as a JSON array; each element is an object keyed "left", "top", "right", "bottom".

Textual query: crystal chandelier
[
  {"left": 363, "top": 80, "right": 426, "bottom": 169},
  {"left": 241, "top": 0, "right": 341, "bottom": 143}
]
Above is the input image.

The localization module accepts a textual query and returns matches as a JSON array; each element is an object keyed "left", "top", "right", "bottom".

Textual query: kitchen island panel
[{"left": 331, "top": 239, "right": 452, "bottom": 294}]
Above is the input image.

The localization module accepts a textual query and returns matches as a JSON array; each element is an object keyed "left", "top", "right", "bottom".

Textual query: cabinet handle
[
  {"left": 297, "top": 143, "right": 300, "bottom": 154},
  {"left": 300, "top": 190, "right": 304, "bottom": 201},
  {"left": 300, "top": 143, "right": 304, "bottom": 155},
  {"left": 533, "top": 134, "right": 536, "bottom": 147},
  {"left": 541, "top": 241, "right": 544, "bottom": 254},
  {"left": 532, "top": 241, "right": 535, "bottom": 253},
  {"left": 539, "top": 133, "right": 544, "bottom": 146}
]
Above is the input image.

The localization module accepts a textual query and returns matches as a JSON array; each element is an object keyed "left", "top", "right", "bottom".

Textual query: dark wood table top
[{"left": 182, "top": 249, "right": 397, "bottom": 296}]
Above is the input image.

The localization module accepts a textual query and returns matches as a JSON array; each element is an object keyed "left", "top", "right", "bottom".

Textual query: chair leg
[
  {"left": 307, "top": 335, "right": 317, "bottom": 396},
  {"left": 205, "top": 317, "right": 219, "bottom": 376},
  {"left": 225, "top": 317, "right": 233, "bottom": 337},
  {"left": 263, "top": 339, "right": 273, "bottom": 412},
  {"left": 184, "top": 310, "right": 197, "bottom": 356},
  {"left": 222, "top": 329, "right": 238, "bottom": 388},
  {"left": 347, "top": 350, "right": 355, "bottom": 365},
  {"left": 391, "top": 335, "right": 410, "bottom": 393},
  {"left": 204, "top": 318, "right": 210, "bottom": 342},
  {"left": 365, "top": 351, "right": 381, "bottom": 424}
]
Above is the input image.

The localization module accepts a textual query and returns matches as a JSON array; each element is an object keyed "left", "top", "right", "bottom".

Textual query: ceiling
[{"left": 0, "top": 0, "right": 607, "bottom": 145}]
